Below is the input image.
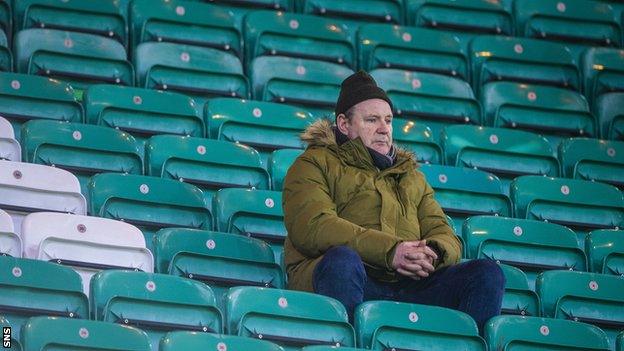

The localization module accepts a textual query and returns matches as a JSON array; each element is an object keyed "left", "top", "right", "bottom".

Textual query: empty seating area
[{"left": 1, "top": 0, "right": 624, "bottom": 350}]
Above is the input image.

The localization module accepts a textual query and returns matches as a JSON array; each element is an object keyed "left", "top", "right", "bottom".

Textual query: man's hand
[{"left": 391, "top": 240, "right": 439, "bottom": 279}]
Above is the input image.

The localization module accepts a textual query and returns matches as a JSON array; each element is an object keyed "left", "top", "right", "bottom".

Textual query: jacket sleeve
[
  {"left": 283, "top": 152, "right": 401, "bottom": 270},
  {"left": 417, "top": 181, "right": 462, "bottom": 268}
]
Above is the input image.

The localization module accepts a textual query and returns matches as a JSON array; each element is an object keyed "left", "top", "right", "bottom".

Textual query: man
[{"left": 282, "top": 70, "right": 505, "bottom": 333}]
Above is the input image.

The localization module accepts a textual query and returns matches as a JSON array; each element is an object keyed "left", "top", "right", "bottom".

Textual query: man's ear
[{"left": 336, "top": 113, "right": 350, "bottom": 135}]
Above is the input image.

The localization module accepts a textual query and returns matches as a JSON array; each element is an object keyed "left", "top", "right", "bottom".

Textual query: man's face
[{"left": 337, "top": 98, "right": 393, "bottom": 155}]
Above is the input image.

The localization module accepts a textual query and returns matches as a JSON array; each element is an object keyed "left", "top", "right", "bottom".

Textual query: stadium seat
[
  {"left": 0, "top": 116, "right": 20, "bottom": 161},
  {"left": 405, "top": 0, "right": 513, "bottom": 36},
  {"left": 514, "top": 0, "right": 621, "bottom": 48},
  {"left": 0, "top": 161, "right": 86, "bottom": 234},
  {"left": 595, "top": 92, "right": 624, "bottom": 140},
  {"left": 88, "top": 173, "right": 212, "bottom": 252},
  {"left": 371, "top": 69, "right": 481, "bottom": 141},
  {"left": 358, "top": 24, "right": 469, "bottom": 80},
  {"left": 480, "top": 82, "right": 594, "bottom": 150},
  {"left": 225, "top": 286, "right": 355, "bottom": 350},
  {"left": 298, "top": 0, "right": 402, "bottom": 24},
  {"left": 511, "top": 175, "right": 624, "bottom": 247},
  {"left": 213, "top": 188, "right": 285, "bottom": 261},
  {"left": 559, "top": 138, "right": 624, "bottom": 189},
  {"left": 582, "top": 47, "right": 624, "bottom": 106},
  {"left": 91, "top": 270, "right": 222, "bottom": 350},
  {"left": 393, "top": 121, "right": 442, "bottom": 164},
  {"left": 485, "top": 315, "right": 611, "bottom": 351},
  {"left": 244, "top": 10, "right": 356, "bottom": 69},
  {"left": 21, "top": 212, "right": 153, "bottom": 292},
  {"left": 160, "top": 331, "right": 285, "bottom": 351},
  {"left": 13, "top": 0, "right": 128, "bottom": 46},
  {"left": 21, "top": 120, "right": 144, "bottom": 194},
  {"left": 470, "top": 36, "right": 580, "bottom": 95},
  {"left": 0, "top": 315, "right": 20, "bottom": 350},
  {"left": 134, "top": 42, "right": 248, "bottom": 105},
  {"left": 83, "top": 85, "right": 204, "bottom": 145},
  {"left": 464, "top": 216, "right": 587, "bottom": 289},
  {"left": 355, "top": 300, "right": 486, "bottom": 350},
  {"left": 268, "top": 149, "right": 302, "bottom": 191},
  {"left": 0, "top": 72, "right": 83, "bottom": 140},
  {"left": 129, "top": 0, "right": 241, "bottom": 58},
  {"left": 442, "top": 125, "right": 559, "bottom": 192},
  {"left": 205, "top": 98, "right": 311, "bottom": 167},
  {"left": 13, "top": 29, "right": 134, "bottom": 93},
  {"left": 146, "top": 135, "right": 269, "bottom": 202},
  {"left": 536, "top": 270, "right": 624, "bottom": 349},
  {"left": 498, "top": 263, "right": 541, "bottom": 317},
  {"left": 153, "top": 228, "right": 284, "bottom": 309},
  {"left": 250, "top": 56, "right": 353, "bottom": 118},
  {"left": 0, "top": 209, "right": 19, "bottom": 257},
  {"left": 0, "top": 256, "right": 89, "bottom": 342},
  {"left": 586, "top": 229, "right": 624, "bottom": 276},
  {"left": 20, "top": 316, "right": 151, "bottom": 351}
]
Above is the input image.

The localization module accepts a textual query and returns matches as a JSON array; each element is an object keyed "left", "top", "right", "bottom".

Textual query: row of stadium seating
[{"left": 1, "top": 254, "right": 623, "bottom": 350}]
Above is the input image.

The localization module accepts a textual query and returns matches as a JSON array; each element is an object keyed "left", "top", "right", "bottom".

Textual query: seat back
[
  {"left": 0, "top": 315, "right": 20, "bottom": 350},
  {"left": 0, "top": 116, "right": 20, "bottom": 161},
  {"left": 0, "top": 209, "right": 19, "bottom": 257},
  {"left": 582, "top": 47, "right": 624, "bottom": 104},
  {"left": 393, "top": 121, "right": 442, "bottom": 164},
  {"left": 160, "top": 331, "right": 285, "bottom": 351},
  {"left": 269, "top": 149, "right": 303, "bottom": 191},
  {"left": 226, "top": 286, "right": 355, "bottom": 351},
  {"left": 559, "top": 138, "right": 624, "bottom": 189},
  {"left": 595, "top": 92, "right": 624, "bottom": 141},
  {"left": 498, "top": 263, "right": 541, "bottom": 317},
  {"left": 586, "top": 229, "right": 624, "bottom": 276},
  {"left": 299, "top": 0, "right": 402, "bottom": 24},
  {"left": 355, "top": 300, "right": 486, "bottom": 350}
]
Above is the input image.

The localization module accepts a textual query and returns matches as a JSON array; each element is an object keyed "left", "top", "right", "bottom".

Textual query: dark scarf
[{"left": 335, "top": 127, "right": 397, "bottom": 170}]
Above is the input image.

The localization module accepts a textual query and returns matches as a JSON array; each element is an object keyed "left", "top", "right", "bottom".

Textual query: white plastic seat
[
  {"left": 0, "top": 208, "right": 20, "bottom": 257},
  {"left": 0, "top": 161, "right": 86, "bottom": 234},
  {"left": 21, "top": 212, "right": 153, "bottom": 292},
  {"left": 0, "top": 116, "right": 21, "bottom": 161}
]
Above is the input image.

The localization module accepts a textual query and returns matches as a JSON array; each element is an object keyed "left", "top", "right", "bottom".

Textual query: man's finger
[
  {"left": 397, "top": 267, "right": 419, "bottom": 278},
  {"left": 422, "top": 245, "right": 439, "bottom": 260},
  {"left": 400, "top": 262, "right": 423, "bottom": 272}
]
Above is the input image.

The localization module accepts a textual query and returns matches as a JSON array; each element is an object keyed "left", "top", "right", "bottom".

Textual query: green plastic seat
[
  {"left": 536, "top": 270, "right": 624, "bottom": 349},
  {"left": 21, "top": 120, "right": 143, "bottom": 194},
  {"left": 154, "top": 228, "right": 284, "bottom": 310},
  {"left": 442, "top": 125, "right": 559, "bottom": 192},
  {"left": 586, "top": 229, "right": 624, "bottom": 276},
  {"left": 582, "top": 47, "right": 624, "bottom": 106},
  {"left": 205, "top": 98, "right": 311, "bottom": 167},
  {"left": 406, "top": 0, "right": 513, "bottom": 35},
  {"left": 0, "top": 315, "right": 21, "bottom": 350},
  {"left": 355, "top": 300, "right": 486, "bottom": 351},
  {"left": 470, "top": 35, "right": 580, "bottom": 95},
  {"left": 371, "top": 68, "right": 481, "bottom": 141},
  {"left": 146, "top": 135, "right": 269, "bottom": 202},
  {"left": 268, "top": 149, "right": 302, "bottom": 191},
  {"left": 0, "top": 209, "right": 19, "bottom": 257},
  {"left": 88, "top": 173, "right": 212, "bottom": 252},
  {"left": 514, "top": 0, "right": 621, "bottom": 47},
  {"left": 13, "top": 29, "right": 133, "bottom": 93},
  {"left": 90, "top": 270, "right": 222, "bottom": 350},
  {"left": 250, "top": 56, "right": 353, "bottom": 118},
  {"left": 464, "top": 216, "right": 587, "bottom": 290},
  {"left": 0, "top": 256, "right": 88, "bottom": 342},
  {"left": 134, "top": 42, "right": 248, "bottom": 105},
  {"left": 226, "top": 286, "right": 355, "bottom": 351},
  {"left": 83, "top": 85, "right": 204, "bottom": 145},
  {"left": 358, "top": 24, "right": 469, "bottom": 80},
  {"left": 511, "top": 175, "right": 624, "bottom": 247},
  {"left": 161, "top": 331, "right": 285, "bottom": 351},
  {"left": 244, "top": 11, "right": 356, "bottom": 69},
  {"left": 485, "top": 315, "right": 611, "bottom": 351},
  {"left": 14, "top": 0, "right": 127, "bottom": 46},
  {"left": 298, "top": 0, "right": 402, "bottom": 24},
  {"left": 130, "top": 0, "right": 241, "bottom": 58},
  {"left": 393, "top": 121, "right": 442, "bottom": 164},
  {"left": 595, "top": 92, "right": 624, "bottom": 140},
  {"left": 21, "top": 316, "right": 151, "bottom": 351},
  {"left": 0, "top": 72, "right": 83, "bottom": 140},
  {"left": 480, "top": 81, "right": 594, "bottom": 150},
  {"left": 213, "top": 188, "right": 285, "bottom": 262},
  {"left": 0, "top": 116, "right": 20, "bottom": 161},
  {"left": 559, "top": 138, "right": 624, "bottom": 189},
  {"left": 498, "top": 263, "right": 541, "bottom": 317}
]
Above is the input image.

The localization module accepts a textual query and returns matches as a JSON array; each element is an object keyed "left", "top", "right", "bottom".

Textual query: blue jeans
[{"left": 312, "top": 246, "right": 505, "bottom": 334}]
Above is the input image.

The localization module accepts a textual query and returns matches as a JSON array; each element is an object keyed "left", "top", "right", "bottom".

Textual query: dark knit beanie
[{"left": 335, "top": 70, "right": 393, "bottom": 117}]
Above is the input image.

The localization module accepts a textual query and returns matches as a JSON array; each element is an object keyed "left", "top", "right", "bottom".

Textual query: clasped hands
[{"left": 391, "top": 240, "right": 438, "bottom": 280}]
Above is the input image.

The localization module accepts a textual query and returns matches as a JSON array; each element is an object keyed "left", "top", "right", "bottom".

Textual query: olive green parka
[{"left": 283, "top": 119, "right": 462, "bottom": 292}]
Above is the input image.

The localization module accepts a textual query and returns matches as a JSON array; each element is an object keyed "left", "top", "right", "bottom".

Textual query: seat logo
[
  {"left": 513, "top": 226, "right": 523, "bottom": 236},
  {"left": 589, "top": 280, "right": 599, "bottom": 291},
  {"left": 539, "top": 325, "right": 550, "bottom": 336},
  {"left": 408, "top": 312, "right": 419, "bottom": 323},
  {"left": 146, "top": 281, "right": 156, "bottom": 292},
  {"left": 217, "top": 342, "right": 227, "bottom": 351},
  {"left": 206, "top": 239, "right": 216, "bottom": 250},
  {"left": 78, "top": 328, "right": 89, "bottom": 339},
  {"left": 253, "top": 108, "right": 263, "bottom": 118},
  {"left": 278, "top": 297, "right": 288, "bottom": 308},
  {"left": 11, "top": 267, "right": 22, "bottom": 278},
  {"left": 402, "top": 33, "right": 412, "bottom": 42},
  {"left": 10, "top": 80, "right": 20, "bottom": 90},
  {"left": 265, "top": 198, "right": 275, "bottom": 208},
  {"left": 176, "top": 6, "right": 185, "bottom": 16}
]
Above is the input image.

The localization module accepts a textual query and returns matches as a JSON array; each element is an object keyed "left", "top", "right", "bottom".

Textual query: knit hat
[{"left": 335, "top": 70, "right": 393, "bottom": 117}]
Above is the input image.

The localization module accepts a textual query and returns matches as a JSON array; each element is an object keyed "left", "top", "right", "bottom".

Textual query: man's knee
[
  {"left": 314, "top": 246, "right": 365, "bottom": 280},
  {"left": 465, "top": 259, "right": 506, "bottom": 289}
]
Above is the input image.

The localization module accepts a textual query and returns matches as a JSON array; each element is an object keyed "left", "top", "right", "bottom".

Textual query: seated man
[{"left": 282, "top": 70, "right": 505, "bottom": 333}]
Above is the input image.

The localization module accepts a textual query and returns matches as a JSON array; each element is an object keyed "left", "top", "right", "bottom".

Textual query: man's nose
[{"left": 377, "top": 122, "right": 390, "bottom": 134}]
